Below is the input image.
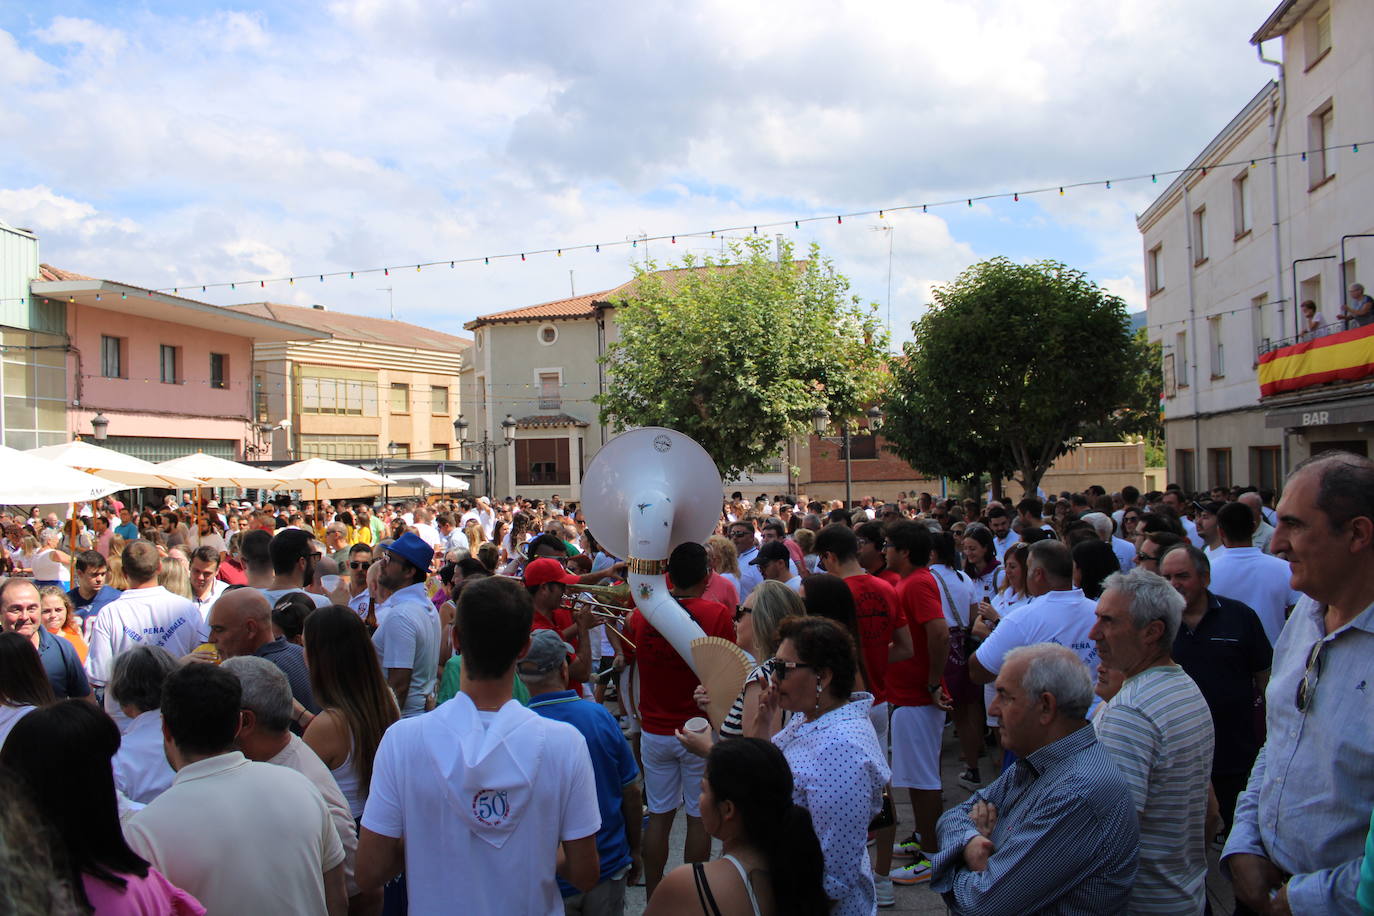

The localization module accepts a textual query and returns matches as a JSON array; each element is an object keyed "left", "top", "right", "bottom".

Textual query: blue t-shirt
[
  {"left": 37, "top": 628, "right": 91, "bottom": 700},
  {"left": 528, "top": 690, "right": 639, "bottom": 894},
  {"left": 68, "top": 585, "right": 123, "bottom": 625},
  {"left": 114, "top": 523, "right": 140, "bottom": 541}
]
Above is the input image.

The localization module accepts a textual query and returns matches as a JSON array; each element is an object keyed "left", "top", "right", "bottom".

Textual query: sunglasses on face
[
  {"left": 734, "top": 605, "right": 752, "bottom": 623},
  {"left": 349, "top": 561, "right": 370, "bottom": 569},
  {"left": 767, "top": 658, "right": 814, "bottom": 679}
]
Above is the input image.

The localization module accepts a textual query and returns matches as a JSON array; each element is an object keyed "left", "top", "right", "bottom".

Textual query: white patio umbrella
[
  {"left": 29, "top": 440, "right": 203, "bottom": 489},
  {"left": 153, "top": 453, "right": 287, "bottom": 489},
  {"left": 0, "top": 445, "right": 125, "bottom": 505},
  {"left": 388, "top": 471, "right": 470, "bottom": 493},
  {"left": 271, "top": 458, "right": 396, "bottom": 514},
  {"left": 154, "top": 452, "right": 287, "bottom": 534}
]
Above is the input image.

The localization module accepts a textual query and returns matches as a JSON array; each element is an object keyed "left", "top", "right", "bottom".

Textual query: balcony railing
[{"left": 1257, "top": 320, "right": 1374, "bottom": 398}]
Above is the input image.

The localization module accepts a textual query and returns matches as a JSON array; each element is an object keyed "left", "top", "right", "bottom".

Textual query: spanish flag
[{"left": 1258, "top": 323, "right": 1374, "bottom": 397}]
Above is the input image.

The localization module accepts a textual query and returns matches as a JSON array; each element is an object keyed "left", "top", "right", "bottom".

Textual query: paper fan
[{"left": 691, "top": 637, "right": 754, "bottom": 732}]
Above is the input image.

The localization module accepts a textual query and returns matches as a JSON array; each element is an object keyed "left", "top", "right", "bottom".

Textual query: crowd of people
[{"left": 0, "top": 451, "right": 1371, "bottom": 915}]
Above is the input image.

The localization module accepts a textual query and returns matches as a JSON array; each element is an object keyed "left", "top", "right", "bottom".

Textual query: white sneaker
[{"left": 874, "top": 875, "right": 896, "bottom": 908}]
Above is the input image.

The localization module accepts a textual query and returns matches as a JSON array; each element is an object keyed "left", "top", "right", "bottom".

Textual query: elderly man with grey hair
[
  {"left": 109, "top": 645, "right": 178, "bottom": 804},
  {"left": 930, "top": 643, "right": 1139, "bottom": 914},
  {"left": 1082, "top": 511, "right": 1137, "bottom": 573},
  {"left": 223, "top": 655, "right": 364, "bottom": 910},
  {"left": 1237, "top": 491, "right": 1275, "bottom": 554},
  {"left": 1090, "top": 567, "right": 1214, "bottom": 915}
]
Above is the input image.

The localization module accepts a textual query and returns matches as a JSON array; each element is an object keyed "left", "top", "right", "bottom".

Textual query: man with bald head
[
  {"left": 1237, "top": 491, "right": 1274, "bottom": 554},
  {"left": 1223, "top": 452, "right": 1374, "bottom": 914},
  {"left": 930, "top": 643, "right": 1138, "bottom": 913},
  {"left": 87, "top": 540, "right": 205, "bottom": 728},
  {"left": 206, "top": 587, "right": 318, "bottom": 725}
]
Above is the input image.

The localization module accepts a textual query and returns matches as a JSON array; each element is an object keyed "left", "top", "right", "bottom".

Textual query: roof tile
[{"left": 225, "top": 301, "right": 470, "bottom": 351}]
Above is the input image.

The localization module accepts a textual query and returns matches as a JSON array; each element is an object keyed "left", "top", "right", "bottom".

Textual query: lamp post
[
  {"left": 812, "top": 405, "right": 884, "bottom": 508},
  {"left": 90, "top": 413, "right": 109, "bottom": 441},
  {"left": 454, "top": 414, "right": 517, "bottom": 498},
  {"left": 380, "top": 440, "right": 398, "bottom": 506}
]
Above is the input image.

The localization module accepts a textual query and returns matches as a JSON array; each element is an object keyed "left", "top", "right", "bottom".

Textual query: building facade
[
  {"left": 227, "top": 302, "right": 470, "bottom": 469},
  {"left": 1138, "top": 0, "right": 1374, "bottom": 493},
  {"left": 0, "top": 224, "right": 323, "bottom": 459}
]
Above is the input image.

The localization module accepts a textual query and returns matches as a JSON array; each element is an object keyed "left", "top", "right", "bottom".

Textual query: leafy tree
[
  {"left": 881, "top": 257, "right": 1135, "bottom": 496},
  {"left": 1078, "top": 326, "right": 1165, "bottom": 463},
  {"left": 596, "top": 237, "right": 888, "bottom": 480}
]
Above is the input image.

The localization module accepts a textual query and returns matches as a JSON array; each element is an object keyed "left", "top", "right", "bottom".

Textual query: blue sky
[{"left": 0, "top": 1, "right": 1282, "bottom": 343}]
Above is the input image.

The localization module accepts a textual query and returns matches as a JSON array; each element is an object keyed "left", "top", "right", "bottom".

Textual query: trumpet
[{"left": 560, "top": 583, "right": 632, "bottom": 621}]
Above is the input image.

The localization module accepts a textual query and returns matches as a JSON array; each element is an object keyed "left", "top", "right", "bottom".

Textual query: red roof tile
[
  {"left": 38, "top": 263, "right": 97, "bottom": 282},
  {"left": 467, "top": 262, "right": 809, "bottom": 328},
  {"left": 225, "top": 301, "right": 471, "bottom": 351},
  {"left": 514, "top": 413, "right": 590, "bottom": 428}
]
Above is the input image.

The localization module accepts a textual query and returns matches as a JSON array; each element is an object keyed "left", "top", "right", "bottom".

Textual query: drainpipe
[
  {"left": 1183, "top": 183, "right": 1203, "bottom": 489},
  {"left": 1258, "top": 44, "right": 1287, "bottom": 455}
]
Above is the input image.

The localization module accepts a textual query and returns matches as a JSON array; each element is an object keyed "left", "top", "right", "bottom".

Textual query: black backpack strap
[{"left": 692, "top": 862, "right": 724, "bottom": 916}]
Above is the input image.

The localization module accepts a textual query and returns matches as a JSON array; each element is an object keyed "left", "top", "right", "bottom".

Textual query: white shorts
[
  {"left": 890, "top": 704, "right": 945, "bottom": 791},
  {"left": 641, "top": 731, "right": 705, "bottom": 817},
  {"left": 868, "top": 700, "right": 890, "bottom": 753}
]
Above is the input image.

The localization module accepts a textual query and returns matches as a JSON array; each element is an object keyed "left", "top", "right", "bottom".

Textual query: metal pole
[{"left": 843, "top": 425, "right": 853, "bottom": 508}]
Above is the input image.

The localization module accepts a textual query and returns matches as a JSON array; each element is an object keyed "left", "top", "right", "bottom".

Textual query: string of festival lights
[{"left": 6, "top": 139, "right": 1369, "bottom": 342}]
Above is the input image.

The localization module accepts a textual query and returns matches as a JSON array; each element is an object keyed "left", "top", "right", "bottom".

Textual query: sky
[{"left": 0, "top": 1, "right": 1282, "bottom": 345}]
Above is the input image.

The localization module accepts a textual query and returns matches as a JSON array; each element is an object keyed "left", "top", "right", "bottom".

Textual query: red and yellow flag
[{"left": 1258, "top": 324, "right": 1374, "bottom": 397}]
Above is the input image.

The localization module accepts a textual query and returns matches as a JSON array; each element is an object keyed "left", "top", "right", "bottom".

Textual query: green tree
[
  {"left": 1078, "top": 327, "right": 1165, "bottom": 463},
  {"left": 596, "top": 237, "right": 888, "bottom": 480},
  {"left": 881, "top": 257, "right": 1135, "bottom": 496}
]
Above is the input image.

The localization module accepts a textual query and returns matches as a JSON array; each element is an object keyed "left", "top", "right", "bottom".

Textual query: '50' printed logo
[{"left": 472, "top": 789, "right": 511, "bottom": 827}]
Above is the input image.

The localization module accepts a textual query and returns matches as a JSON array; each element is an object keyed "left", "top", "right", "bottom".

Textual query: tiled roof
[
  {"left": 225, "top": 301, "right": 471, "bottom": 351},
  {"left": 38, "top": 263, "right": 97, "bottom": 282},
  {"left": 466, "top": 292, "right": 605, "bottom": 326},
  {"left": 514, "top": 413, "right": 590, "bottom": 429},
  {"left": 467, "top": 262, "right": 808, "bottom": 329}
]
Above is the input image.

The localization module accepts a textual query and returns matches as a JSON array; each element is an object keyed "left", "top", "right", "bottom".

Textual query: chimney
[{"left": 311, "top": 304, "right": 327, "bottom": 311}]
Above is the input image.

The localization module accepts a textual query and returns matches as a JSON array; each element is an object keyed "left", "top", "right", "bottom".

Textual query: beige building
[
  {"left": 1138, "top": 0, "right": 1374, "bottom": 493},
  {"left": 226, "top": 302, "right": 470, "bottom": 468}
]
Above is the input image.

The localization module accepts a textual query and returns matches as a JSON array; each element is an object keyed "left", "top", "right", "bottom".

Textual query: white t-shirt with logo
[
  {"left": 86, "top": 586, "right": 207, "bottom": 688},
  {"left": 362, "top": 694, "right": 601, "bottom": 915},
  {"left": 973, "top": 588, "right": 1100, "bottom": 678}
]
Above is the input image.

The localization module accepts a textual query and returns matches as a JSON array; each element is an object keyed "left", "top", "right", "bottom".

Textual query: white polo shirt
[
  {"left": 126, "top": 751, "right": 344, "bottom": 915},
  {"left": 113, "top": 710, "right": 176, "bottom": 804},
  {"left": 371, "top": 582, "right": 441, "bottom": 717},
  {"left": 973, "top": 587, "right": 1100, "bottom": 678}
]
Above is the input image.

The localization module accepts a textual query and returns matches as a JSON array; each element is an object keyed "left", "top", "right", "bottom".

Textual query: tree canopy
[
  {"left": 881, "top": 257, "right": 1136, "bottom": 495},
  {"left": 596, "top": 237, "right": 888, "bottom": 480}
]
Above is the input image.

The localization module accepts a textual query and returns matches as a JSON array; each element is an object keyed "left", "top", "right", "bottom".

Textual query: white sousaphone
[{"left": 582, "top": 427, "right": 753, "bottom": 732}]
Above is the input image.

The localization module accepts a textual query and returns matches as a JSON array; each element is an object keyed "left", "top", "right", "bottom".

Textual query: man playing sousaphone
[{"left": 616, "top": 542, "right": 736, "bottom": 901}]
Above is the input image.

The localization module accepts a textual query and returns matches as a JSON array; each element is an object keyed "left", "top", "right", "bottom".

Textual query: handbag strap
[{"left": 935, "top": 570, "right": 966, "bottom": 629}]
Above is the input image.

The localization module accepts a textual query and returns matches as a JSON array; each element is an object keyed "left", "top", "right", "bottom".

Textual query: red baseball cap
[{"left": 524, "top": 557, "right": 581, "bottom": 588}]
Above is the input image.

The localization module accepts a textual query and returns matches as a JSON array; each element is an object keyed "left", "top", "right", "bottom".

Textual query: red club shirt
[
  {"left": 844, "top": 573, "right": 902, "bottom": 704},
  {"left": 625, "top": 596, "right": 736, "bottom": 736},
  {"left": 885, "top": 567, "right": 945, "bottom": 707}
]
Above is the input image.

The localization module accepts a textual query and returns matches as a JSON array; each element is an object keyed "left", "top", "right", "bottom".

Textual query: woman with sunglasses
[{"left": 748, "top": 616, "right": 888, "bottom": 916}]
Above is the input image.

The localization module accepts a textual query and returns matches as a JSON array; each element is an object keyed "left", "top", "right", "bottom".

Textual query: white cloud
[{"left": 0, "top": 0, "right": 1275, "bottom": 343}]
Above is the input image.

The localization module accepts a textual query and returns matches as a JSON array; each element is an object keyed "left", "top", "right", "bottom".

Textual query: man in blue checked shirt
[
  {"left": 929, "top": 643, "right": 1139, "bottom": 914},
  {"left": 1222, "top": 452, "right": 1374, "bottom": 916}
]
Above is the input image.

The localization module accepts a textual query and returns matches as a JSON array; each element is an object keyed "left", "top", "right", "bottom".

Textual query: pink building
[{"left": 32, "top": 265, "right": 324, "bottom": 461}]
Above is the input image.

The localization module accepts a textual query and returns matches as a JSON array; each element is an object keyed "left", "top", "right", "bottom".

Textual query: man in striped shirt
[{"left": 1091, "top": 567, "right": 1214, "bottom": 915}]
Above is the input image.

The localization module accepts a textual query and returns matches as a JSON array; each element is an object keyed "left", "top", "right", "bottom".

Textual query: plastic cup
[
  {"left": 684, "top": 716, "right": 710, "bottom": 735},
  {"left": 321, "top": 574, "right": 343, "bottom": 594}
]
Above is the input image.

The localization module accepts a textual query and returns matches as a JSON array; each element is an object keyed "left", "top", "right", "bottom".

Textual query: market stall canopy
[
  {"left": 28, "top": 440, "right": 204, "bottom": 489},
  {"left": 0, "top": 446, "right": 125, "bottom": 504},
  {"left": 388, "top": 472, "right": 471, "bottom": 492},
  {"left": 154, "top": 453, "right": 287, "bottom": 489}
]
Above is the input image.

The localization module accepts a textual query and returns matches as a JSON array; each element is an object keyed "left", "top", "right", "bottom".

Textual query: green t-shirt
[{"left": 435, "top": 655, "right": 530, "bottom": 706}]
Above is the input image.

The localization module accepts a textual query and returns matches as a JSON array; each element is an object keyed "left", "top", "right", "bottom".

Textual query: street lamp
[
  {"left": 90, "top": 413, "right": 109, "bottom": 441},
  {"left": 454, "top": 413, "right": 518, "bottom": 497},
  {"left": 380, "top": 440, "right": 399, "bottom": 506},
  {"left": 812, "top": 405, "right": 885, "bottom": 508}
]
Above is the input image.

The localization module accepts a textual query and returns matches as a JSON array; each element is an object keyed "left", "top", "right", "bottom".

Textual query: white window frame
[{"left": 534, "top": 367, "right": 563, "bottom": 410}]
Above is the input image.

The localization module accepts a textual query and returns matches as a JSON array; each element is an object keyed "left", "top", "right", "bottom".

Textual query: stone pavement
[{"left": 622, "top": 721, "right": 1240, "bottom": 915}]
